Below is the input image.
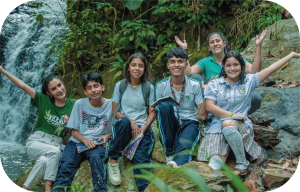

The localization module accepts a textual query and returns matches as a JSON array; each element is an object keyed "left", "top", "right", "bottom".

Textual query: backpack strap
[
  {"left": 113, "top": 79, "right": 128, "bottom": 118},
  {"left": 141, "top": 81, "right": 151, "bottom": 115}
]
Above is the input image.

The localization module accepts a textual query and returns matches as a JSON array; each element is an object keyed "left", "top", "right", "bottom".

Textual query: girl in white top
[{"left": 198, "top": 50, "right": 300, "bottom": 175}]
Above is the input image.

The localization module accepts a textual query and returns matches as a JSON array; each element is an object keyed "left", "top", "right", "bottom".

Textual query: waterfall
[{"left": 0, "top": 0, "right": 67, "bottom": 144}]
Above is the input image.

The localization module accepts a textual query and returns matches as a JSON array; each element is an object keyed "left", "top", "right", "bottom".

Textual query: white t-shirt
[
  {"left": 68, "top": 98, "right": 113, "bottom": 143},
  {"left": 112, "top": 81, "right": 155, "bottom": 126},
  {"left": 155, "top": 76, "right": 203, "bottom": 122}
]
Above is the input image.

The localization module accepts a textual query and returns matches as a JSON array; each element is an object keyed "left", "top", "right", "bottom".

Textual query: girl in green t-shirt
[
  {"left": 0, "top": 65, "right": 76, "bottom": 192},
  {"left": 174, "top": 30, "right": 268, "bottom": 134}
]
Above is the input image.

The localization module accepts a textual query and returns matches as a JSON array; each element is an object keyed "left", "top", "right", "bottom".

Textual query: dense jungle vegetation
[{"left": 29, "top": 0, "right": 289, "bottom": 98}]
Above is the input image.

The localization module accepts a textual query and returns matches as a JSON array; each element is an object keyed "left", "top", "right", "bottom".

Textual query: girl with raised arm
[
  {"left": 175, "top": 30, "right": 268, "bottom": 132},
  {"left": 106, "top": 53, "right": 156, "bottom": 192},
  {"left": 0, "top": 66, "right": 76, "bottom": 192},
  {"left": 197, "top": 51, "right": 300, "bottom": 175}
]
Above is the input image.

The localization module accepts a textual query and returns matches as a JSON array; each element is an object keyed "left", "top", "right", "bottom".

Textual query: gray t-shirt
[
  {"left": 68, "top": 98, "right": 113, "bottom": 143},
  {"left": 112, "top": 81, "right": 155, "bottom": 126},
  {"left": 155, "top": 76, "right": 203, "bottom": 122}
]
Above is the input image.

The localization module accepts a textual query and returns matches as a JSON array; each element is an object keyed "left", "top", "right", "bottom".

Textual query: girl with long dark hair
[
  {"left": 198, "top": 50, "right": 300, "bottom": 175},
  {"left": 106, "top": 53, "right": 156, "bottom": 192},
  {"left": 0, "top": 66, "right": 76, "bottom": 192}
]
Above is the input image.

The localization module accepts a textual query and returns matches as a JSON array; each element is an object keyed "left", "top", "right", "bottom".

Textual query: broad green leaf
[
  {"left": 109, "top": 68, "right": 118, "bottom": 72},
  {"left": 46, "top": 24, "right": 50, "bottom": 28},
  {"left": 129, "top": 36, "right": 134, "bottom": 41},
  {"left": 163, "top": 18, "right": 172, "bottom": 23},
  {"left": 158, "top": 34, "right": 166, "bottom": 43},
  {"left": 95, "top": 34, "right": 101, "bottom": 39},
  {"left": 167, "top": 28, "right": 173, "bottom": 37},
  {"left": 147, "top": 30, "right": 156, "bottom": 37},
  {"left": 158, "top": 0, "right": 166, "bottom": 5},
  {"left": 142, "top": 31, "right": 147, "bottom": 37},
  {"left": 114, "top": 71, "right": 123, "bottom": 79},
  {"left": 77, "top": 51, "right": 82, "bottom": 58},
  {"left": 207, "top": 14, "right": 212, "bottom": 20},
  {"left": 140, "top": 43, "right": 148, "bottom": 52},
  {"left": 169, "top": 21, "right": 175, "bottom": 29},
  {"left": 45, "top": 44, "right": 52, "bottom": 48},
  {"left": 121, "top": 20, "right": 131, "bottom": 26},
  {"left": 276, "top": 13, "right": 282, "bottom": 21},
  {"left": 187, "top": 18, "right": 193, "bottom": 23},
  {"left": 124, "top": 0, "right": 143, "bottom": 11},
  {"left": 203, "top": 18, "right": 208, "bottom": 24},
  {"left": 115, "top": 54, "right": 124, "bottom": 63},
  {"left": 192, "top": 14, "right": 196, "bottom": 20},
  {"left": 36, "top": 14, "right": 44, "bottom": 24}
]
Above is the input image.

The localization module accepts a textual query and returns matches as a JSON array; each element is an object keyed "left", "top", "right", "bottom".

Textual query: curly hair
[{"left": 167, "top": 47, "right": 188, "bottom": 60}]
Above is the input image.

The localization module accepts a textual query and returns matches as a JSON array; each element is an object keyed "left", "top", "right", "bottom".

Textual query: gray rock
[{"left": 251, "top": 87, "right": 300, "bottom": 159}]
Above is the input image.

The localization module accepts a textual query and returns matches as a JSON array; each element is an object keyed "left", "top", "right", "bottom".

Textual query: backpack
[{"left": 113, "top": 79, "right": 151, "bottom": 118}]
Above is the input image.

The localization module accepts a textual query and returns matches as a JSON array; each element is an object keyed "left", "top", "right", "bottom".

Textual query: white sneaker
[
  {"left": 165, "top": 155, "right": 174, "bottom": 165},
  {"left": 167, "top": 161, "right": 177, "bottom": 168},
  {"left": 108, "top": 162, "right": 121, "bottom": 186}
]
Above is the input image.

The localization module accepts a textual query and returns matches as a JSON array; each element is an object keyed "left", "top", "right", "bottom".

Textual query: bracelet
[{"left": 230, "top": 113, "right": 235, "bottom": 117}]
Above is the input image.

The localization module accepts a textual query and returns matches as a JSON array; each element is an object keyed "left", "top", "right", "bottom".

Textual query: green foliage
[
  {"left": 257, "top": 2, "right": 284, "bottom": 29},
  {"left": 124, "top": 0, "right": 144, "bottom": 11}
]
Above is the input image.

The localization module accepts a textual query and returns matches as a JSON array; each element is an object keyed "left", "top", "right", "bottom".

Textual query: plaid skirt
[{"left": 197, "top": 120, "right": 262, "bottom": 161}]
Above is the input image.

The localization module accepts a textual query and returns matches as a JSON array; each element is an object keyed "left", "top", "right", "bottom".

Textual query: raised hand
[
  {"left": 256, "top": 29, "right": 269, "bottom": 46},
  {"left": 175, "top": 36, "right": 188, "bottom": 49},
  {"left": 291, "top": 52, "right": 300, "bottom": 59}
]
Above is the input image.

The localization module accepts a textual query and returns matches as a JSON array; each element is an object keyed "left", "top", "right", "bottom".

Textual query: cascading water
[{"left": 0, "top": 0, "right": 67, "bottom": 180}]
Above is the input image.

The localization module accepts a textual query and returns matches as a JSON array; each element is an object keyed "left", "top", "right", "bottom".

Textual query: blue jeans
[
  {"left": 191, "top": 74, "right": 262, "bottom": 115},
  {"left": 156, "top": 101, "right": 200, "bottom": 166},
  {"left": 52, "top": 141, "right": 107, "bottom": 192},
  {"left": 107, "top": 117, "right": 155, "bottom": 192}
]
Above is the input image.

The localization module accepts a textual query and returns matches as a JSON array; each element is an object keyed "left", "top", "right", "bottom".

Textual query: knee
[
  {"left": 157, "top": 101, "right": 173, "bottom": 112},
  {"left": 36, "top": 156, "right": 47, "bottom": 167},
  {"left": 221, "top": 120, "right": 236, "bottom": 129},
  {"left": 120, "top": 117, "right": 131, "bottom": 128},
  {"left": 48, "top": 147, "right": 62, "bottom": 159}
]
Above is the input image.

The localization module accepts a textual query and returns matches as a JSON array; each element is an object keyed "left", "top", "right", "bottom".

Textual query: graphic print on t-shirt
[
  {"left": 81, "top": 111, "right": 108, "bottom": 129},
  {"left": 44, "top": 110, "right": 69, "bottom": 136}
]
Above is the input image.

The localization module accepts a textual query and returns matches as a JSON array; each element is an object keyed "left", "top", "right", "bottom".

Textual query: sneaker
[
  {"left": 234, "top": 161, "right": 250, "bottom": 176},
  {"left": 108, "top": 162, "right": 121, "bottom": 186},
  {"left": 165, "top": 155, "right": 174, "bottom": 165},
  {"left": 167, "top": 161, "right": 177, "bottom": 168}
]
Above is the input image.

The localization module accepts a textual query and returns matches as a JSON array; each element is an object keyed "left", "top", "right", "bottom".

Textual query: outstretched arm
[
  {"left": 0, "top": 66, "right": 35, "bottom": 99},
  {"left": 175, "top": 36, "right": 202, "bottom": 76},
  {"left": 258, "top": 52, "right": 300, "bottom": 83},
  {"left": 245, "top": 29, "right": 269, "bottom": 74}
]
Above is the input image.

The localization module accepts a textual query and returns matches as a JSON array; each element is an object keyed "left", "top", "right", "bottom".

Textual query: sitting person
[
  {"left": 155, "top": 47, "right": 207, "bottom": 167},
  {"left": 198, "top": 50, "right": 300, "bottom": 175},
  {"left": 0, "top": 66, "right": 76, "bottom": 192},
  {"left": 175, "top": 30, "right": 268, "bottom": 132},
  {"left": 52, "top": 72, "right": 113, "bottom": 192},
  {"left": 107, "top": 53, "right": 156, "bottom": 192}
]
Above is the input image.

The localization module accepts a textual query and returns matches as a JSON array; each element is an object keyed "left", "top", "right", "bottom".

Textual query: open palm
[
  {"left": 175, "top": 36, "right": 188, "bottom": 49},
  {"left": 256, "top": 29, "right": 269, "bottom": 46}
]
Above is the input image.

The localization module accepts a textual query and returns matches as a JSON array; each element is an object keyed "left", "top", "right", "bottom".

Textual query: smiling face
[
  {"left": 83, "top": 80, "right": 105, "bottom": 100},
  {"left": 128, "top": 58, "right": 145, "bottom": 81},
  {"left": 208, "top": 34, "right": 226, "bottom": 55},
  {"left": 224, "top": 57, "right": 242, "bottom": 82},
  {"left": 47, "top": 79, "right": 66, "bottom": 100},
  {"left": 167, "top": 56, "right": 187, "bottom": 77}
]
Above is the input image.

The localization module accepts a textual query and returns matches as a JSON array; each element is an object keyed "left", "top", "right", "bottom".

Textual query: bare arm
[
  {"left": 112, "top": 101, "right": 126, "bottom": 120},
  {"left": 206, "top": 99, "right": 247, "bottom": 121},
  {"left": 71, "top": 129, "right": 98, "bottom": 149},
  {"left": 140, "top": 106, "right": 156, "bottom": 134},
  {"left": 258, "top": 52, "right": 300, "bottom": 83},
  {"left": 245, "top": 29, "right": 269, "bottom": 74},
  {"left": 0, "top": 66, "right": 35, "bottom": 99}
]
